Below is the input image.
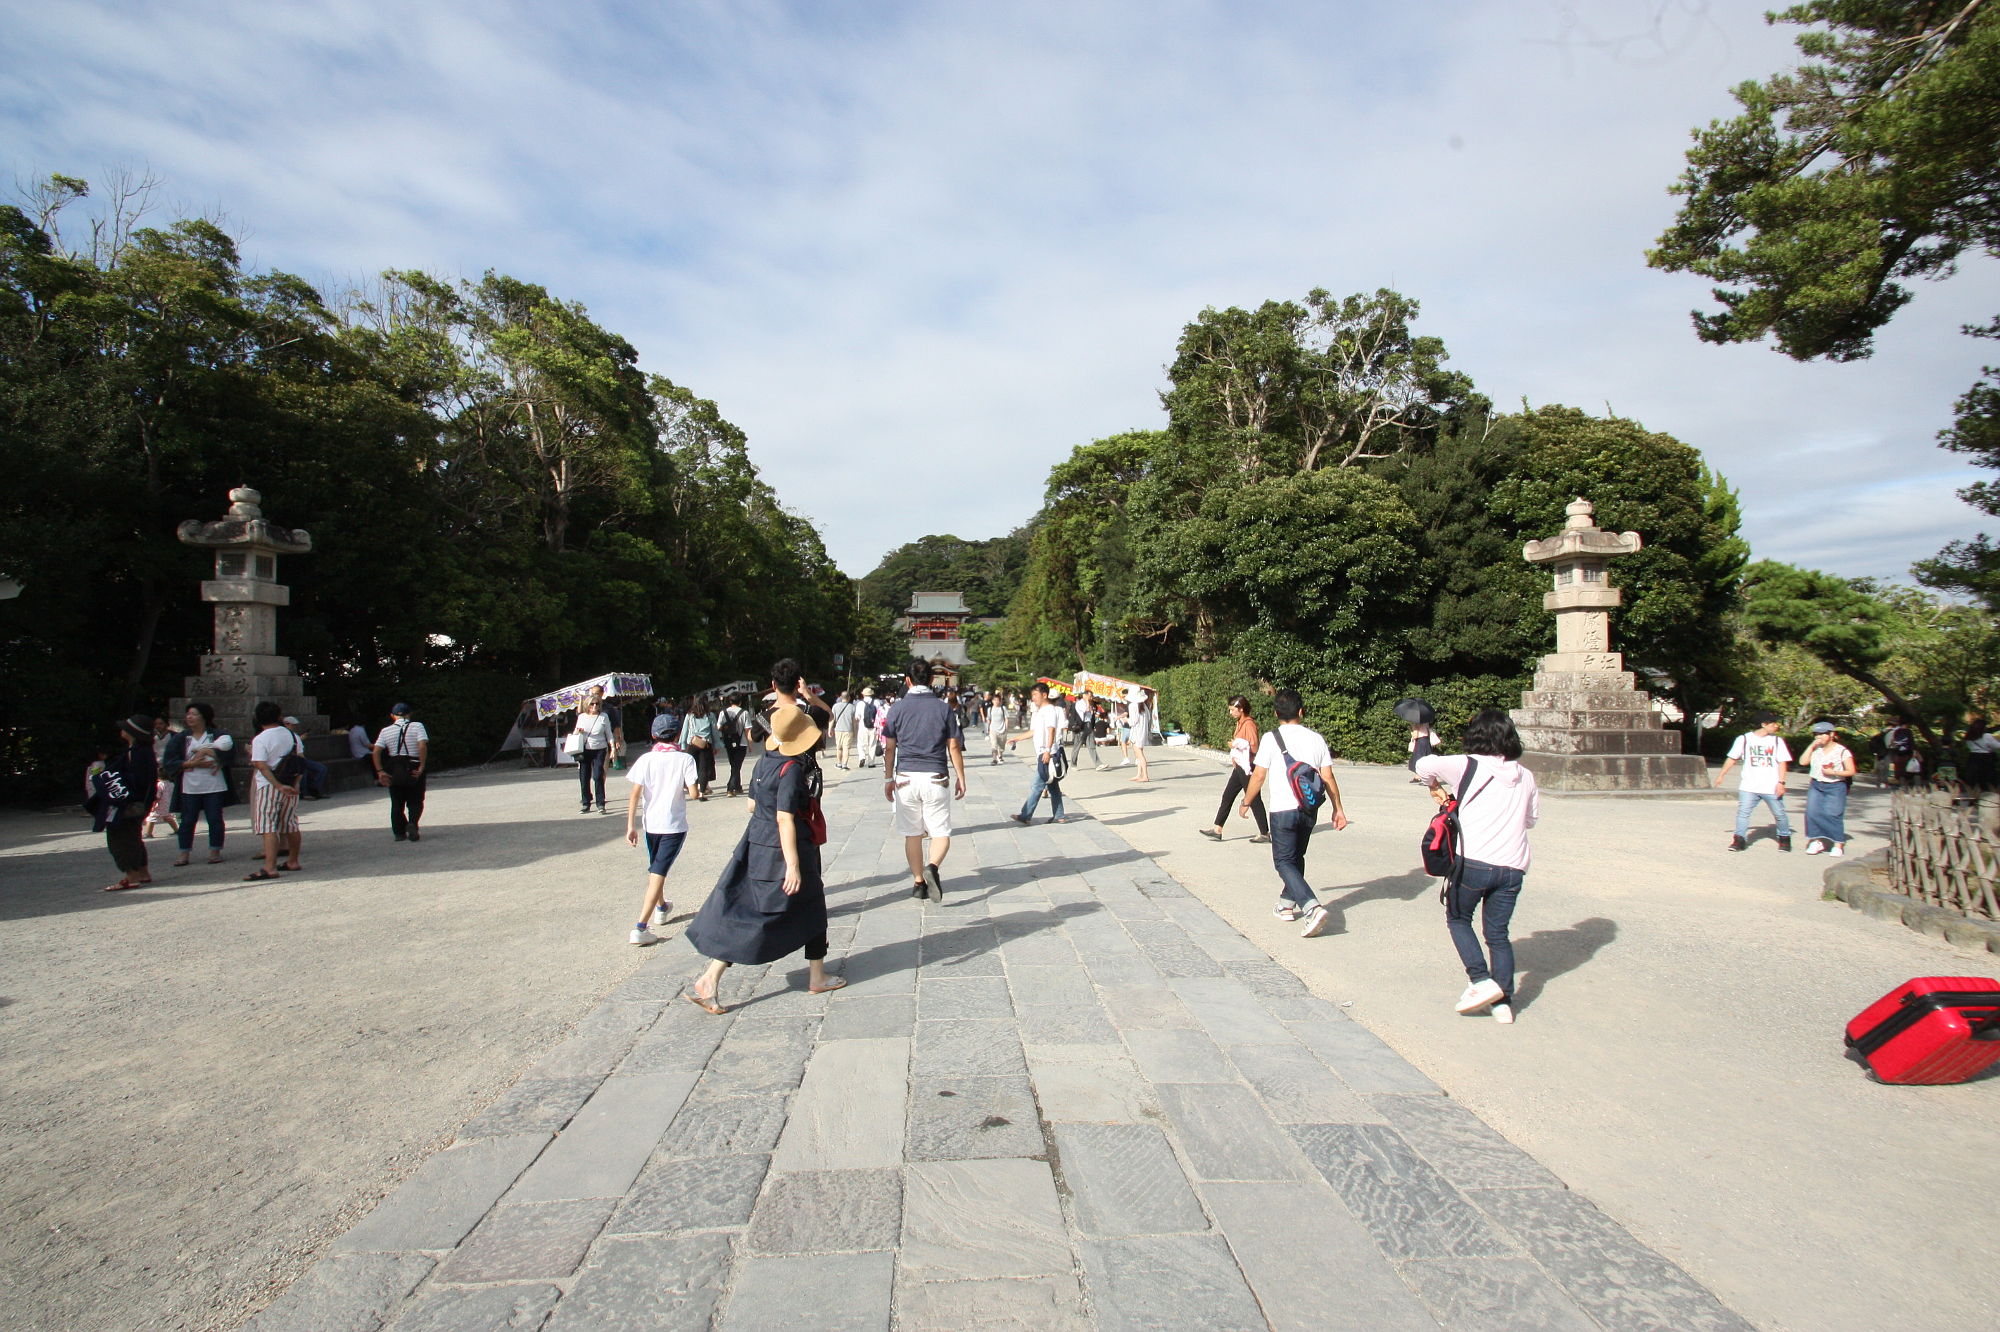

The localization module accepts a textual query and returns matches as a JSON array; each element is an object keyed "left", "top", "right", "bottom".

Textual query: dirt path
[{"left": 0, "top": 765, "right": 742, "bottom": 1332}]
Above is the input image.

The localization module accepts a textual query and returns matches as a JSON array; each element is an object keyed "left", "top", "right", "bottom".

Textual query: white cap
[{"left": 282, "top": 715, "right": 301, "bottom": 726}]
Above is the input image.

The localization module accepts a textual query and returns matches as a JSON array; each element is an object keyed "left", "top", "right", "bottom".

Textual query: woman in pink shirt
[{"left": 1415, "top": 709, "right": 1541, "bottom": 1025}]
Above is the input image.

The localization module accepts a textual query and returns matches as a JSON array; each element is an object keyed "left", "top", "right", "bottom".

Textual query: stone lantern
[
  {"left": 170, "top": 488, "right": 325, "bottom": 740},
  {"left": 1510, "top": 498, "right": 1707, "bottom": 791}
]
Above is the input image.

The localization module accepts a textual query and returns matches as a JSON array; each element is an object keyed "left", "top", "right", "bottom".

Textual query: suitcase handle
[{"left": 1848, "top": 991, "right": 2000, "bottom": 1058}]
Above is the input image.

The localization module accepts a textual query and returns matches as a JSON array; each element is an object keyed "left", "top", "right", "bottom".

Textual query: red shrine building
[{"left": 901, "top": 591, "right": 973, "bottom": 685}]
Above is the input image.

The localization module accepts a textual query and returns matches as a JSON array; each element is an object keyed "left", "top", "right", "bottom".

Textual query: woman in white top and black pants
[
  {"left": 1415, "top": 709, "right": 1541, "bottom": 1025},
  {"left": 573, "top": 696, "right": 615, "bottom": 813}
]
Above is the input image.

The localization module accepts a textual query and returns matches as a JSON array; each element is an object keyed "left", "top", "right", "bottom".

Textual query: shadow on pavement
[
  {"left": 1511, "top": 916, "right": 1619, "bottom": 1009},
  {"left": 1313, "top": 867, "right": 1435, "bottom": 933}
]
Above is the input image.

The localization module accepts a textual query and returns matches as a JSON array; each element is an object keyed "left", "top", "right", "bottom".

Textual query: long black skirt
[{"left": 685, "top": 832, "right": 827, "bottom": 965}]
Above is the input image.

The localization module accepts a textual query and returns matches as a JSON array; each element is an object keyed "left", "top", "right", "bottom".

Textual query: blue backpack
[{"left": 1273, "top": 729, "right": 1327, "bottom": 813}]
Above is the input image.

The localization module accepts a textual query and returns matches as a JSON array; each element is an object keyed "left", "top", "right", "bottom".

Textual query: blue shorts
[{"left": 644, "top": 831, "right": 687, "bottom": 877}]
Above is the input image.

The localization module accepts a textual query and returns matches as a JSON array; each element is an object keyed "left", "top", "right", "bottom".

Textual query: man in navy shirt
[{"left": 882, "top": 658, "right": 967, "bottom": 902}]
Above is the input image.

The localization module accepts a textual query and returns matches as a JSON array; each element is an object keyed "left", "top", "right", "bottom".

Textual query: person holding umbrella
[{"left": 1396, "top": 697, "right": 1438, "bottom": 784}]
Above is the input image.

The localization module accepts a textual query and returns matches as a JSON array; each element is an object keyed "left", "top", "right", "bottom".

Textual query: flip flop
[
  {"left": 243, "top": 869, "right": 281, "bottom": 881},
  {"left": 684, "top": 988, "right": 728, "bottom": 1016},
  {"left": 207, "top": 854, "right": 224, "bottom": 864},
  {"left": 808, "top": 976, "right": 848, "bottom": 994},
  {"left": 102, "top": 879, "right": 142, "bottom": 892},
  {"left": 278, "top": 863, "right": 303, "bottom": 872}
]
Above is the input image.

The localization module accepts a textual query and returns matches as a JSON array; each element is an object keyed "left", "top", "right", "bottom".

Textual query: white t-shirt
[
  {"left": 181, "top": 731, "right": 233, "bottom": 796},
  {"left": 1804, "top": 742, "right": 1855, "bottom": 783},
  {"left": 1032, "top": 703, "right": 1067, "bottom": 757},
  {"left": 250, "top": 726, "right": 300, "bottom": 791},
  {"left": 374, "top": 721, "right": 430, "bottom": 757},
  {"left": 1254, "top": 723, "right": 1333, "bottom": 814},
  {"left": 1727, "top": 732, "right": 1793, "bottom": 795},
  {"left": 627, "top": 748, "right": 698, "bottom": 834},
  {"left": 573, "top": 711, "right": 613, "bottom": 750},
  {"left": 986, "top": 703, "right": 1008, "bottom": 733}
]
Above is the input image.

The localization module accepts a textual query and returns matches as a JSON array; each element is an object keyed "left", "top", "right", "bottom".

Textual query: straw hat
[{"left": 766, "top": 704, "right": 823, "bottom": 756}]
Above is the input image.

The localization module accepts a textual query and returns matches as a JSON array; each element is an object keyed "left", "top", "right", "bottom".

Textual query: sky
[{"left": 3, "top": 0, "right": 1993, "bottom": 580}]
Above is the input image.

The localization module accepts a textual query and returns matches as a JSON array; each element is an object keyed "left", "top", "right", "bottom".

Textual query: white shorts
[{"left": 893, "top": 773, "right": 953, "bottom": 838}]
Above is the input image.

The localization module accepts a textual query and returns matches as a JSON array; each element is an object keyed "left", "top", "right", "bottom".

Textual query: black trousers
[
  {"left": 692, "top": 744, "right": 716, "bottom": 789},
  {"left": 717, "top": 932, "right": 828, "bottom": 964},
  {"left": 389, "top": 778, "right": 427, "bottom": 836},
  {"left": 106, "top": 807, "right": 149, "bottom": 872},
  {"left": 1215, "top": 765, "right": 1268, "bottom": 834},
  {"left": 724, "top": 742, "right": 747, "bottom": 793},
  {"left": 576, "top": 748, "right": 609, "bottom": 807}
]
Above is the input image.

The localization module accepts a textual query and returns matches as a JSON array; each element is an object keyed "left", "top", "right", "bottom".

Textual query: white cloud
[{"left": 3, "top": 0, "right": 1991, "bottom": 581}]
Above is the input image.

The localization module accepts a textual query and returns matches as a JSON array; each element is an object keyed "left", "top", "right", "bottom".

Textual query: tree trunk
[{"left": 122, "top": 577, "right": 167, "bottom": 714}]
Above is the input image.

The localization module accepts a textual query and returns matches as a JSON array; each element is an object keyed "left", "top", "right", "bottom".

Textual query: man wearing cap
[
  {"left": 854, "top": 687, "right": 881, "bottom": 768},
  {"left": 882, "top": 658, "right": 967, "bottom": 901},
  {"left": 372, "top": 703, "right": 430, "bottom": 842}
]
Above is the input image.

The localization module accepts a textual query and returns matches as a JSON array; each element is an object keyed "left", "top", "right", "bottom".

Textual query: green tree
[{"left": 1740, "top": 560, "right": 1940, "bottom": 743}]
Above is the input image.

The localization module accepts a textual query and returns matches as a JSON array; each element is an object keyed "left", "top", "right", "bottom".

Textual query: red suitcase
[{"left": 1844, "top": 976, "right": 2000, "bottom": 1085}]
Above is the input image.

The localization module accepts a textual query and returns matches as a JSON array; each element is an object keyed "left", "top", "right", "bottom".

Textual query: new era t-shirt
[
  {"left": 1727, "top": 732, "right": 1793, "bottom": 795},
  {"left": 627, "top": 748, "right": 699, "bottom": 834},
  {"left": 1254, "top": 723, "right": 1333, "bottom": 814}
]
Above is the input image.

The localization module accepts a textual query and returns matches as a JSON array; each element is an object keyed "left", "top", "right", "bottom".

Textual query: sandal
[
  {"left": 683, "top": 987, "right": 728, "bottom": 1016},
  {"left": 207, "top": 854, "right": 224, "bottom": 864},
  {"left": 279, "top": 863, "right": 303, "bottom": 872},
  {"left": 808, "top": 976, "right": 847, "bottom": 994},
  {"left": 172, "top": 855, "right": 191, "bottom": 867},
  {"left": 102, "top": 879, "right": 143, "bottom": 892},
  {"left": 243, "top": 869, "right": 282, "bottom": 881}
]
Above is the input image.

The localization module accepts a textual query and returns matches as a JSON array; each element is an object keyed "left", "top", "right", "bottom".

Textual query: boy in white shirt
[
  {"left": 1008, "top": 682, "right": 1072, "bottom": 824},
  {"left": 1716, "top": 711, "right": 1793, "bottom": 851},
  {"left": 1240, "top": 689, "right": 1349, "bottom": 937},
  {"left": 624, "top": 714, "right": 701, "bottom": 944}
]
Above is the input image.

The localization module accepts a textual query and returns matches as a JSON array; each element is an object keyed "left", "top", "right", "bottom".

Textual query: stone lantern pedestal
[
  {"left": 169, "top": 488, "right": 326, "bottom": 741},
  {"left": 1510, "top": 499, "right": 1708, "bottom": 791}
]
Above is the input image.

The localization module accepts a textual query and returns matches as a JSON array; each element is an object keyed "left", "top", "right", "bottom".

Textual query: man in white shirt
[
  {"left": 624, "top": 714, "right": 701, "bottom": 945},
  {"left": 1009, "top": 682, "right": 1072, "bottom": 825},
  {"left": 855, "top": 688, "right": 880, "bottom": 768},
  {"left": 1067, "top": 692, "right": 1101, "bottom": 770},
  {"left": 371, "top": 703, "right": 431, "bottom": 842},
  {"left": 1715, "top": 711, "right": 1793, "bottom": 851},
  {"left": 246, "top": 700, "right": 303, "bottom": 880},
  {"left": 1239, "top": 689, "right": 1349, "bottom": 937}
]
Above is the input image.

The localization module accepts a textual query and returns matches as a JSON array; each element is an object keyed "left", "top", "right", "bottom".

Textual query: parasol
[{"left": 1392, "top": 697, "right": 1436, "bottom": 727}]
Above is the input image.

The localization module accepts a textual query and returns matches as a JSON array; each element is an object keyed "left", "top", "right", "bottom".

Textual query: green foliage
[
  {"left": 856, "top": 531, "right": 1030, "bottom": 618},
  {"left": 0, "top": 178, "right": 856, "bottom": 801}
]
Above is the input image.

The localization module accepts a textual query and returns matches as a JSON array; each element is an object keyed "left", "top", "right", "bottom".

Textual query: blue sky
[{"left": 4, "top": 0, "right": 1993, "bottom": 579}]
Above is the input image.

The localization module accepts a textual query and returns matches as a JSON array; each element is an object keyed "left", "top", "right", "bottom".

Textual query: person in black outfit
[
  {"left": 95, "top": 714, "right": 158, "bottom": 891},
  {"left": 721, "top": 693, "right": 751, "bottom": 796},
  {"left": 683, "top": 660, "right": 844, "bottom": 1013}
]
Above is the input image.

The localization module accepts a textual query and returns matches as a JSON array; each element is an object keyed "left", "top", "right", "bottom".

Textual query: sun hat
[{"left": 766, "top": 704, "right": 824, "bottom": 756}]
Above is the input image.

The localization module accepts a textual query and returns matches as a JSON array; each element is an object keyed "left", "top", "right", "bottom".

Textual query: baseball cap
[
  {"left": 391, "top": 703, "right": 412, "bottom": 716},
  {"left": 1810, "top": 720, "right": 1837, "bottom": 733}
]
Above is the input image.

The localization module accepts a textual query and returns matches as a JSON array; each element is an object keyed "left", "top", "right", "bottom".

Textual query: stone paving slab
[{"left": 256, "top": 767, "right": 1755, "bottom": 1330}]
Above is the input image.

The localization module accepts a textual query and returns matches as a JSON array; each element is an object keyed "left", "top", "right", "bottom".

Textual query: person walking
[
  {"left": 141, "top": 715, "right": 178, "bottom": 839},
  {"left": 882, "top": 657, "right": 967, "bottom": 902},
  {"left": 245, "top": 700, "right": 304, "bottom": 880},
  {"left": 1716, "top": 711, "right": 1793, "bottom": 851},
  {"left": 1961, "top": 715, "right": 1999, "bottom": 790},
  {"left": 984, "top": 690, "right": 1010, "bottom": 765},
  {"left": 1415, "top": 708, "right": 1540, "bottom": 1025},
  {"left": 166, "top": 702, "right": 232, "bottom": 866},
  {"left": 1800, "top": 719, "right": 1858, "bottom": 856},
  {"left": 1201, "top": 695, "right": 1269, "bottom": 843},
  {"left": 830, "top": 691, "right": 856, "bottom": 770},
  {"left": 625, "top": 714, "right": 701, "bottom": 944},
  {"left": 571, "top": 695, "right": 615, "bottom": 813},
  {"left": 1067, "top": 691, "right": 1102, "bottom": 770},
  {"left": 854, "top": 688, "right": 881, "bottom": 768},
  {"left": 721, "top": 694, "right": 752, "bottom": 794},
  {"left": 683, "top": 661, "right": 845, "bottom": 1012},
  {"left": 94, "top": 715, "right": 159, "bottom": 891},
  {"left": 1238, "top": 689, "right": 1348, "bottom": 936},
  {"left": 1009, "top": 682, "right": 1071, "bottom": 825},
  {"left": 1126, "top": 687, "right": 1154, "bottom": 782},
  {"left": 680, "top": 696, "right": 718, "bottom": 799},
  {"left": 372, "top": 702, "right": 430, "bottom": 842}
]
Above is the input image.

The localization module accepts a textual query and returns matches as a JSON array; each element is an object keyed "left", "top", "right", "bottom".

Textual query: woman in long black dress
[{"left": 684, "top": 661, "right": 844, "bottom": 1013}]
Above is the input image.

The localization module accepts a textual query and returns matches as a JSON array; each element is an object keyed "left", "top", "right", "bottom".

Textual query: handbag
[
  {"left": 779, "top": 759, "right": 830, "bottom": 846},
  {"left": 563, "top": 729, "right": 586, "bottom": 756}
]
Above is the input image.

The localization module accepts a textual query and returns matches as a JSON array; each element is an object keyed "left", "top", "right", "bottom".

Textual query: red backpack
[{"left": 1421, "top": 758, "right": 1492, "bottom": 888}]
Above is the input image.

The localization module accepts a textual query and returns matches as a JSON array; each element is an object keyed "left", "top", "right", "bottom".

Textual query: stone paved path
[{"left": 247, "top": 763, "right": 1755, "bottom": 1331}]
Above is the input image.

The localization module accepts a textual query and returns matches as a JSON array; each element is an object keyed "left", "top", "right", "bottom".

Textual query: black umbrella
[{"left": 1392, "top": 697, "right": 1435, "bottom": 727}]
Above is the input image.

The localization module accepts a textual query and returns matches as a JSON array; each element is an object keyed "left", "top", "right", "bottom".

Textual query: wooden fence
[{"left": 1889, "top": 787, "right": 2000, "bottom": 922}]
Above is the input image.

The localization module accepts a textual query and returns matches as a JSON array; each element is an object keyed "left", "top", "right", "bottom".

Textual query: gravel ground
[{"left": 0, "top": 763, "right": 744, "bottom": 1332}]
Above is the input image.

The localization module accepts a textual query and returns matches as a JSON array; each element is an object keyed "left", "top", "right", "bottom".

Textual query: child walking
[{"left": 624, "top": 714, "right": 701, "bottom": 944}]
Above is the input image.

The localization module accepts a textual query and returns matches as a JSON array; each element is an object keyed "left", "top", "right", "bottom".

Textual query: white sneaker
[
  {"left": 1273, "top": 901, "right": 1302, "bottom": 921},
  {"left": 1491, "top": 1002, "right": 1515, "bottom": 1024},
  {"left": 651, "top": 903, "right": 671, "bottom": 926},
  {"left": 1300, "top": 905, "right": 1334, "bottom": 938},
  {"left": 1805, "top": 840, "right": 1825, "bottom": 855},
  {"left": 629, "top": 926, "right": 656, "bottom": 946},
  {"left": 1456, "top": 979, "right": 1505, "bottom": 1013},
  {"left": 1828, "top": 844, "right": 1845, "bottom": 858}
]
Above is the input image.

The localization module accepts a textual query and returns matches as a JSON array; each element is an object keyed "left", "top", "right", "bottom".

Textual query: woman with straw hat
[{"left": 684, "top": 659, "right": 845, "bottom": 1013}]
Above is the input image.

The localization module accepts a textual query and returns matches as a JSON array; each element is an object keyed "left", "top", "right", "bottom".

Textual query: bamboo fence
[{"left": 1888, "top": 787, "right": 2000, "bottom": 922}]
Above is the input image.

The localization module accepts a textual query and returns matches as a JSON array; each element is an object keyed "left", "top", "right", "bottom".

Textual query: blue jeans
[
  {"left": 1804, "top": 780, "right": 1849, "bottom": 844},
  {"left": 176, "top": 789, "right": 227, "bottom": 851},
  {"left": 300, "top": 757, "right": 330, "bottom": 798},
  {"left": 577, "top": 748, "right": 609, "bottom": 808},
  {"left": 1269, "top": 808, "right": 1318, "bottom": 908},
  {"left": 1735, "top": 790, "right": 1792, "bottom": 839},
  {"left": 645, "top": 830, "right": 687, "bottom": 877},
  {"left": 1020, "top": 757, "right": 1064, "bottom": 820},
  {"left": 1445, "top": 859, "right": 1523, "bottom": 997}
]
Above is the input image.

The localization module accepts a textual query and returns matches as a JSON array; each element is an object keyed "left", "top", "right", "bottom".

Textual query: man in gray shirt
[{"left": 881, "top": 658, "right": 967, "bottom": 902}]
